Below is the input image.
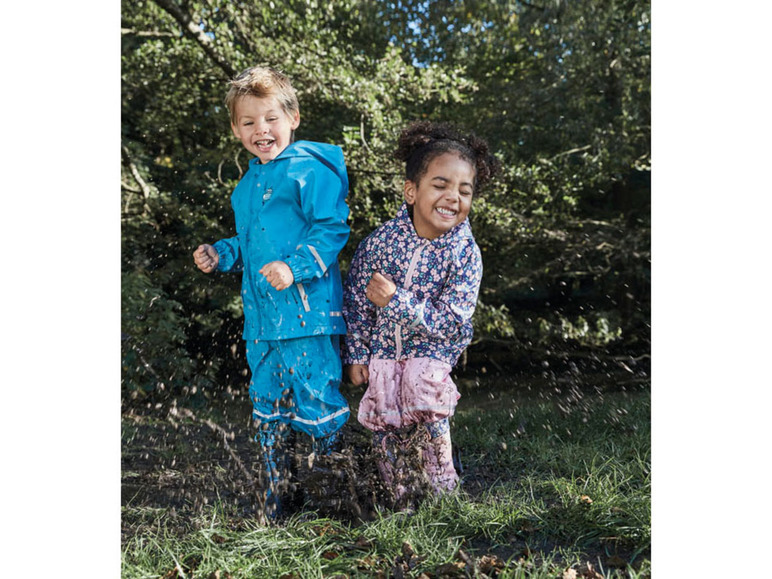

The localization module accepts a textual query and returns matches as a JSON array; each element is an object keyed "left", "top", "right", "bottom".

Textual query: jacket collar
[
  {"left": 248, "top": 141, "right": 299, "bottom": 169},
  {"left": 395, "top": 202, "right": 473, "bottom": 247}
]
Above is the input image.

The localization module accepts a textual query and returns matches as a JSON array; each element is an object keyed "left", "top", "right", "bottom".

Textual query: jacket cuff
[
  {"left": 381, "top": 287, "right": 421, "bottom": 327},
  {"left": 212, "top": 240, "right": 237, "bottom": 272},
  {"left": 284, "top": 256, "right": 312, "bottom": 284}
]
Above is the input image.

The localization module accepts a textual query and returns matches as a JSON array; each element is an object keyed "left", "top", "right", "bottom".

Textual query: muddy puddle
[{"left": 122, "top": 364, "right": 649, "bottom": 542}]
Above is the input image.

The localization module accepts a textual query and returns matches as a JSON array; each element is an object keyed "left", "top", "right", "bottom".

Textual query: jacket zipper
[{"left": 395, "top": 240, "right": 428, "bottom": 359}]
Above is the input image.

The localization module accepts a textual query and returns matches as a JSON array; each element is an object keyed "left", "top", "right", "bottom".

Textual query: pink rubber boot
[
  {"left": 422, "top": 428, "right": 458, "bottom": 493},
  {"left": 375, "top": 431, "right": 408, "bottom": 504}
]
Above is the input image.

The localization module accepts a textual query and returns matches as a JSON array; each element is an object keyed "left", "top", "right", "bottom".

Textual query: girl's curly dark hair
[{"left": 394, "top": 120, "right": 500, "bottom": 191}]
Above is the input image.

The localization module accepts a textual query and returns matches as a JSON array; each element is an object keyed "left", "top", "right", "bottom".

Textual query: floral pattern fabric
[{"left": 342, "top": 202, "right": 482, "bottom": 367}]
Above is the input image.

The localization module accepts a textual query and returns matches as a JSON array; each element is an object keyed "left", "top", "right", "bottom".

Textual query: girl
[{"left": 342, "top": 120, "right": 499, "bottom": 507}]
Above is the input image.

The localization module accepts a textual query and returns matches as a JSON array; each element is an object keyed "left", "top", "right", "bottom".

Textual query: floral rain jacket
[{"left": 342, "top": 202, "right": 482, "bottom": 366}]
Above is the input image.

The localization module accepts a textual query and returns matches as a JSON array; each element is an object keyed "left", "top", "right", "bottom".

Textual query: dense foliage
[{"left": 121, "top": 0, "right": 650, "bottom": 400}]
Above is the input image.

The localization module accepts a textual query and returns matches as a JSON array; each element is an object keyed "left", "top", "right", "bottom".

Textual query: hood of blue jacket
[{"left": 250, "top": 140, "right": 349, "bottom": 187}]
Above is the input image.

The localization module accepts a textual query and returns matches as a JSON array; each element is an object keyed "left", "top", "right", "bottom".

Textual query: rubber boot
[
  {"left": 422, "top": 420, "right": 458, "bottom": 493},
  {"left": 311, "top": 429, "right": 341, "bottom": 456},
  {"left": 255, "top": 421, "right": 291, "bottom": 520},
  {"left": 374, "top": 426, "right": 431, "bottom": 510},
  {"left": 373, "top": 430, "right": 408, "bottom": 506}
]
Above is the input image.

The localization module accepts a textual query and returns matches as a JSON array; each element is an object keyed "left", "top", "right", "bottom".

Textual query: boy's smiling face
[{"left": 231, "top": 94, "right": 300, "bottom": 164}]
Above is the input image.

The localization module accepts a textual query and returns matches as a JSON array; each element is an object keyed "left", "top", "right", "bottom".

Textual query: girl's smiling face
[
  {"left": 404, "top": 151, "right": 476, "bottom": 240},
  {"left": 230, "top": 94, "right": 300, "bottom": 164}
]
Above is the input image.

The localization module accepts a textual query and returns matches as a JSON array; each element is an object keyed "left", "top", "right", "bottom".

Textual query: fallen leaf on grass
[
  {"left": 435, "top": 561, "right": 467, "bottom": 576},
  {"left": 478, "top": 554, "right": 506, "bottom": 574},
  {"left": 456, "top": 548, "right": 475, "bottom": 568},
  {"left": 393, "top": 541, "right": 425, "bottom": 572},
  {"left": 563, "top": 562, "right": 606, "bottom": 579},
  {"left": 402, "top": 542, "right": 415, "bottom": 558},
  {"left": 311, "top": 523, "right": 339, "bottom": 537},
  {"left": 576, "top": 562, "right": 604, "bottom": 578},
  {"left": 322, "top": 550, "right": 339, "bottom": 560},
  {"left": 357, "top": 554, "right": 387, "bottom": 571},
  {"left": 161, "top": 554, "right": 202, "bottom": 579}
]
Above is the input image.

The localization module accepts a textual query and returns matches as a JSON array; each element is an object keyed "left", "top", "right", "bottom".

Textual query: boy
[{"left": 193, "top": 66, "right": 350, "bottom": 518}]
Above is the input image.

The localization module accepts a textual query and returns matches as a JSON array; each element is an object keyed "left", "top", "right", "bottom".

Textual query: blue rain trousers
[
  {"left": 246, "top": 335, "right": 350, "bottom": 439},
  {"left": 247, "top": 334, "right": 348, "bottom": 517}
]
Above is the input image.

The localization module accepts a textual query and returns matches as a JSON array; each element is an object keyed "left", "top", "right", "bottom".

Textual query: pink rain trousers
[{"left": 358, "top": 358, "right": 460, "bottom": 500}]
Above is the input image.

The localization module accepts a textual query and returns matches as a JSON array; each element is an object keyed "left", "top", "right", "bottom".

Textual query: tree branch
[
  {"left": 233, "top": 148, "right": 244, "bottom": 179},
  {"left": 150, "top": 0, "right": 236, "bottom": 79},
  {"left": 121, "top": 181, "right": 141, "bottom": 193},
  {"left": 120, "top": 28, "right": 175, "bottom": 38},
  {"left": 121, "top": 145, "right": 152, "bottom": 215},
  {"left": 360, "top": 114, "right": 372, "bottom": 154},
  {"left": 550, "top": 144, "right": 592, "bottom": 160}
]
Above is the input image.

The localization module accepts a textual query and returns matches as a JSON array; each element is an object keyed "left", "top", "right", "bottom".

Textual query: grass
[{"left": 122, "top": 382, "right": 650, "bottom": 578}]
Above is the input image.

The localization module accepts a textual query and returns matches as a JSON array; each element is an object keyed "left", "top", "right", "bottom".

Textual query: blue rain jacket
[{"left": 213, "top": 141, "right": 350, "bottom": 341}]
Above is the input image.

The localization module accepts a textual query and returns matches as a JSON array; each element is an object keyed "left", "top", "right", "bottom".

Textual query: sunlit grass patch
[{"left": 452, "top": 387, "right": 651, "bottom": 566}]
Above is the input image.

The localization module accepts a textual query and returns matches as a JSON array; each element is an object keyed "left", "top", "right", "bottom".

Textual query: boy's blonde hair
[{"left": 225, "top": 66, "right": 299, "bottom": 123}]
